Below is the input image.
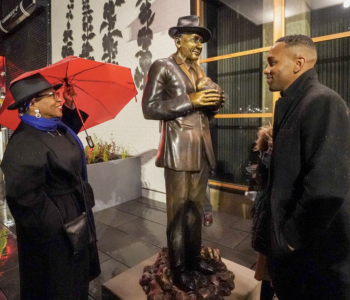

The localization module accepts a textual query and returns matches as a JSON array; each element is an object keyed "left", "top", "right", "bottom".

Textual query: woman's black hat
[
  {"left": 168, "top": 15, "right": 211, "bottom": 43},
  {"left": 8, "top": 73, "right": 62, "bottom": 110}
]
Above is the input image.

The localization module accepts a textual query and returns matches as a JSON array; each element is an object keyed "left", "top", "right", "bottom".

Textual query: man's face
[
  {"left": 264, "top": 42, "right": 296, "bottom": 92},
  {"left": 177, "top": 33, "right": 203, "bottom": 63}
]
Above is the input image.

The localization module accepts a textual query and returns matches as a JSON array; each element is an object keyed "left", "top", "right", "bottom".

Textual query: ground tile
[
  {"left": 98, "top": 236, "right": 160, "bottom": 268},
  {"left": 0, "top": 267, "right": 20, "bottom": 300},
  {"left": 89, "top": 258, "right": 129, "bottom": 300},
  {"left": 113, "top": 201, "right": 167, "bottom": 226},
  {"left": 98, "top": 250, "right": 111, "bottom": 264},
  {"left": 202, "top": 223, "right": 249, "bottom": 249},
  {"left": 211, "top": 211, "right": 241, "bottom": 228},
  {"left": 230, "top": 218, "right": 253, "bottom": 233},
  {"left": 116, "top": 218, "right": 167, "bottom": 249},
  {"left": 233, "top": 235, "right": 256, "bottom": 257},
  {"left": 136, "top": 197, "right": 167, "bottom": 212},
  {"left": 95, "top": 221, "right": 132, "bottom": 247},
  {"left": 93, "top": 208, "right": 138, "bottom": 228}
]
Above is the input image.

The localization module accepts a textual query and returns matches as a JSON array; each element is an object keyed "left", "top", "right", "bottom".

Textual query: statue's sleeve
[{"left": 142, "top": 59, "right": 193, "bottom": 121}]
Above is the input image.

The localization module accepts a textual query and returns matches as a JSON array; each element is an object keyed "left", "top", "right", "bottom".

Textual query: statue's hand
[{"left": 189, "top": 89, "right": 221, "bottom": 108}]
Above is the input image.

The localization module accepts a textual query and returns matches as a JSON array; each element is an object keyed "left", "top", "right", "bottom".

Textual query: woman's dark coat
[
  {"left": 267, "top": 68, "right": 350, "bottom": 299},
  {"left": 1, "top": 106, "right": 100, "bottom": 300}
]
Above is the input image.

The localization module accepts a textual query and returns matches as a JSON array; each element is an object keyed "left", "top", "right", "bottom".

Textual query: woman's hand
[{"left": 63, "top": 85, "right": 77, "bottom": 109}]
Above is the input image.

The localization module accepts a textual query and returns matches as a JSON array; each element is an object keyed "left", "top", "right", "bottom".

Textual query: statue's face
[{"left": 176, "top": 33, "right": 203, "bottom": 63}]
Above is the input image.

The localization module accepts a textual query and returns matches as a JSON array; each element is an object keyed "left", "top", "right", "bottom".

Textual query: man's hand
[
  {"left": 189, "top": 89, "right": 221, "bottom": 108},
  {"left": 63, "top": 85, "right": 77, "bottom": 109}
]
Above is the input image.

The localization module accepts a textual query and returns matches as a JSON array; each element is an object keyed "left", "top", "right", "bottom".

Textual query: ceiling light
[{"left": 344, "top": 0, "right": 350, "bottom": 8}]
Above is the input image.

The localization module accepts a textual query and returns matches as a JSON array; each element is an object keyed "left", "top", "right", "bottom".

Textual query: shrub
[{"left": 84, "top": 134, "right": 129, "bottom": 164}]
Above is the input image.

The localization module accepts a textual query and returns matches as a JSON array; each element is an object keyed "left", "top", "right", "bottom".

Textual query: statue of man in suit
[{"left": 142, "top": 15, "right": 224, "bottom": 292}]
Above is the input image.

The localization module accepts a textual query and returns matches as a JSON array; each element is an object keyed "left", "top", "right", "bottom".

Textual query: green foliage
[{"left": 84, "top": 134, "right": 129, "bottom": 164}]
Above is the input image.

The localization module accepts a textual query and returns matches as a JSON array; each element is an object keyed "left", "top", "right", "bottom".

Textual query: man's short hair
[{"left": 276, "top": 35, "right": 316, "bottom": 52}]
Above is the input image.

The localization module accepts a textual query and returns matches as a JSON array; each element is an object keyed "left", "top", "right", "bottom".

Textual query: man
[
  {"left": 142, "top": 15, "right": 223, "bottom": 291},
  {"left": 263, "top": 35, "right": 350, "bottom": 299}
]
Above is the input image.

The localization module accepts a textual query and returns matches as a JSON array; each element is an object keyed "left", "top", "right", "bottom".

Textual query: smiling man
[
  {"left": 142, "top": 15, "right": 224, "bottom": 292},
  {"left": 261, "top": 35, "right": 350, "bottom": 300}
]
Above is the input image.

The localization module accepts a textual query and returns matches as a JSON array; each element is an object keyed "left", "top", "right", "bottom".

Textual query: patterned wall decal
[
  {"left": 80, "top": 0, "right": 96, "bottom": 60},
  {"left": 61, "top": 0, "right": 75, "bottom": 58},
  {"left": 134, "top": 0, "right": 155, "bottom": 90},
  {"left": 100, "top": 0, "right": 125, "bottom": 64}
]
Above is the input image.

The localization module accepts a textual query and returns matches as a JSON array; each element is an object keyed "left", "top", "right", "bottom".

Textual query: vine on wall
[
  {"left": 80, "top": 0, "right": 96, "bottom": 60},
  {"left": 134, "top": 0, "right": 155, "bottom": 90},
  {"left": 100, "top": 0, "right": 125, "bottom": 64},
  {"left": 61, "top": 0, "right": 75, "bottom": 58}
]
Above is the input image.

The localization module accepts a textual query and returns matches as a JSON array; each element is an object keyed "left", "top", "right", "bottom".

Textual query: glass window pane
[
  {"left": 211, "top": 118, "right": 272, "bottom": 185},
  {"left": 202, "top": 53, "right": 273, "bottom": 115},
  {"left": 316, "top": 38, "right": 350, "bottom": 108},
  {"left": 285, "top": 0, "right": 350, "bottom": 37},
  {"left": 203, "top": 0, "right": 274, "bottom": 56}
]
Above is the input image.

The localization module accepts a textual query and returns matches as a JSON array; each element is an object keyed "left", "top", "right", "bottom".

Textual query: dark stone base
[{"left": 139, "top": 247, "right": 235, "bottom": 300}]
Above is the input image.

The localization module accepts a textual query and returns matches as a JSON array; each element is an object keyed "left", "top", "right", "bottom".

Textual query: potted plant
[{"left": 84, "top": 135, "right": 141, "bottom": 212}]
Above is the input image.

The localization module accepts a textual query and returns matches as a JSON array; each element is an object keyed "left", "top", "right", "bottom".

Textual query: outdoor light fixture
[{"left": 344, "top": 0, "right": 350, "bottom": 8}]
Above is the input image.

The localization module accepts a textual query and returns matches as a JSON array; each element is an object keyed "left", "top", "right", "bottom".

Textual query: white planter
[{"left": 87, "top": 156, "right": 142, "bottom": 212}]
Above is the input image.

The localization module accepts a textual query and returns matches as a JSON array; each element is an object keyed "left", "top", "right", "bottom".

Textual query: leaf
[
  {"left": 83, "top": 22, "right": 88, "bottom": 32},
  {"left": 71, "top": 4, "right": 74, "bottom": 9},
  {"left": 69, "top": 14, "right": 73, "bottom": 20},
  {"left": 136, "top": 0, "right": 142, "bottom": 7},
  {"left": 88, "top": 15, "right": 93, "bottom": 23},
  {"left": 112, "top": 29, "right": 122, "bottom": 38},
  {"left": 115, "top": 0, "right": 125, "bottom": 7},
  {"left": 68, "top": 41, "right": 73, "bottom": 46},
  {"left": 100, "top": 21, "right": 108, "bottom": 33},
  {"left": 83, "top": 16, "right": 87, "bottom": 22},
  {"left": 82, "top": 34, "right": 87, "bottom": 41},
  {"left": 149, "top": 12, "right": 155, "bottom": 26},
  {"left": 88, "top": 33, "right": 96, "bottom": 40},
  {"left": 135, "top": 50, "right": 143, "bottom": 58},
  {"left": 102, "top": 53, "right": 109, "bottom": 61},
  {"left": 88, "top": 9, "right": 94, "bottom": 14},
  {"left": 88, "top": 25, "right": 93, "bottom": 32},
  {"left": 67, "top": 22, "right": 71, "bottom": 29}
]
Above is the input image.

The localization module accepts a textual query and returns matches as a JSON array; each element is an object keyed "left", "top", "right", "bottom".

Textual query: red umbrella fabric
[{"left": 0, "top": 56, "right": 137, "bottom": 131}]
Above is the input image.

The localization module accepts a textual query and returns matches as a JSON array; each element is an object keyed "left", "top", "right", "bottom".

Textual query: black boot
[{"left": 173, "top": 271, "right": 196, "bottom": 292}]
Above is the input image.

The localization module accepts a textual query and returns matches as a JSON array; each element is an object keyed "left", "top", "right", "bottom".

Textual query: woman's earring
[{"left": 34, "top": 109, "right": 41, "bottom": 118}]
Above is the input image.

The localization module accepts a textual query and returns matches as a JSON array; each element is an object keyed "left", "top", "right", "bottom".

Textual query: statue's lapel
[
  {"left": 172, "top": 54, "right": 196, "bottom": 90},
  {"left": 179, "top": 64, "right": 196, "bottom": 89}
]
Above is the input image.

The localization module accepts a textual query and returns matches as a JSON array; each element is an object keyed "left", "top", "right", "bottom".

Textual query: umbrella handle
[{"left": 86, "top": 136, "right": 94, "bottom": 149}]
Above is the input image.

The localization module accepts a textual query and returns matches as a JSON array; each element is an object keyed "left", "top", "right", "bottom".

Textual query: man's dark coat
[{"left": 268, "top": 68, "right": 350, "bottom": 299}]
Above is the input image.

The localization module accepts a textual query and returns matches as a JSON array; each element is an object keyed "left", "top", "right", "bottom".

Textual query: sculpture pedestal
[{"left": 102, "top": 254, "right": 261, "bottom": 300}]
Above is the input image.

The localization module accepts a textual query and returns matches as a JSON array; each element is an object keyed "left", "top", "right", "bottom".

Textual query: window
[{"left": 200, "top": 0, "right": 350, "bottom": 188}]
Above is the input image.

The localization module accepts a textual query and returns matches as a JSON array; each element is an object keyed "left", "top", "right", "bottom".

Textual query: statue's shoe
[
  {"left": 193, "top": 259, "right": 215, "bottom": 275},
  {"left": 173, "top": 271, "right": 196, "bottom": 292}
]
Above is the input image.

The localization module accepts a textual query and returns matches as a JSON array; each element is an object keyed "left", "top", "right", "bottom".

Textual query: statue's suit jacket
[{"left": 142, "top": 54, "right": 217, "bottom": 171}]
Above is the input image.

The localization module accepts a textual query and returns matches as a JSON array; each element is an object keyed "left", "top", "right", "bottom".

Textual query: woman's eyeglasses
[{"left": 34, "top": 91, "right": 60, "bottom": 101}]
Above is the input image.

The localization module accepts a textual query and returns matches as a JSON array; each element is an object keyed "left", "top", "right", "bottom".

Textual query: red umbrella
[{"left": 0, "top": 56, "right": 138, "bottom": 131}]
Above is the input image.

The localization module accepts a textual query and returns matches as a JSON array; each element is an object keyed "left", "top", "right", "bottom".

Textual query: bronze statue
[{"left": 142, "top": 15, "right": 224, "bottom": 293}]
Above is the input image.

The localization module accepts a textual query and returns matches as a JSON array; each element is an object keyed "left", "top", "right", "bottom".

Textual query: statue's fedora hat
[
  {"left": 8, "top": 73, "right": 62, "bottom": 110},
  {"left": 169, "top": 15, "right": 211, "bottom": 43}
]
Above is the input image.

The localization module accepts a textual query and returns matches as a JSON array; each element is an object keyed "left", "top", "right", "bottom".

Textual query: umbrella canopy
[{"left": 0, "top": 56, "right": 137, "bottom": 131}]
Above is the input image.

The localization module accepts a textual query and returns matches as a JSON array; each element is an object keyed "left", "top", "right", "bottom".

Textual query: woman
[
  {"left": 1, "top": 73, "right": 100, "bottom": 299},
  {"left": 250, "top": 124, "right": 275, "bottom": 300}
]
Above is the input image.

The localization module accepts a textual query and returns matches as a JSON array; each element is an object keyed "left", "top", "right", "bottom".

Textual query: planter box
[{"left": 87, "top": 156, "right": 142, "bottom": 212}]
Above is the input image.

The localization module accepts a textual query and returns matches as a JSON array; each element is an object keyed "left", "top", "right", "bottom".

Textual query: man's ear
[
  {"left": 175, "top": 37, "right": 181, "bottom": 49},
  {"left": 294, "top": 56, "right": 306, "bottom": 73}
]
